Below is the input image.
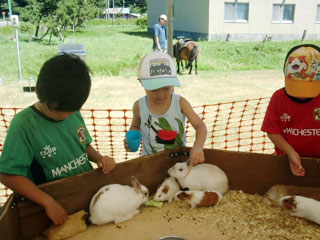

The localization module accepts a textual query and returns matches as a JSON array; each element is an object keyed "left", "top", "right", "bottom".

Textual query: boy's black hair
[
  {"left": 283, "top": 44, "right": 320, "bottom": 73},
  {"left": 36, "top": 54, "right": 91, "bottom": 111}
]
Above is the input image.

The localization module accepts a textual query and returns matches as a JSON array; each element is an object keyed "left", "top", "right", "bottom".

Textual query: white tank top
[{"left": 139, "top": 93, "right": 186, "bottom": 156}]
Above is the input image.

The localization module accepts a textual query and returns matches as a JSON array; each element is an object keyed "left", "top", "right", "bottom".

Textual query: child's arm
[
  {"left": 86, "top": 145, "right": 116, "bottom": 174},
  {"left": 130, "top": 100, "right": 141, "bottom": 131},
  {"left": 124, "top": 101, "right": 141, "bottom": 151},
  {"left": 267, "top": 133, "right": 305, "bottom": 176},
  {"left": 180, "top": 97, "right": 207, "bottom": 165},
  {"left": 0, "top": 173, "right": 67, "bottom": 225}
]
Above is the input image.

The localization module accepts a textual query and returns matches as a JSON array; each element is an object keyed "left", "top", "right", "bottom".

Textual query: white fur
[
  {"left": 89, "top": 178, "right": 149, "bottom": 225},
  {"left": 279, "top": 195, "right": 320, "bottom": 225},
  {"left": 263, "top": 184, "right": 320, "bottom": 207},
  {"left": 175, "top": 190, "right": 223, "bottom": 209},
  {"left": 153, "top": 176, "right": 180, "bottom": 202},
  {"left": 168, "top": 162, "right": 229, "bottom": 193}
]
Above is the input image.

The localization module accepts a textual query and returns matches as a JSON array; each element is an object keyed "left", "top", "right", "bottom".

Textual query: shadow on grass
[{"left": 122, "top": 31, "right": 152, "bottom": 39}]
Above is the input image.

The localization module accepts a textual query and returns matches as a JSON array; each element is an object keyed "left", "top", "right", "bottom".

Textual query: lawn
[{"left": 1, "top": 19, "right": 320, "bottom": 83}]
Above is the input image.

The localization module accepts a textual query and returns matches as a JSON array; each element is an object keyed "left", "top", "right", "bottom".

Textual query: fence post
[
  {"left": 226, "top": 33, "right": 231, "bottom": 42},
  {"left": 302, "top": 29, "right": 307, "bottom": 43}
]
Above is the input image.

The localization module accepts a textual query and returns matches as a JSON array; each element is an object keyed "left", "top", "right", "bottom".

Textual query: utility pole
[
  {"left": 11, "top": 15, "right": 22, "bottom": 83},
  {"left": 166, "top": 0, "right": 173, "bottom": 57},
  {"left": 112, "top": 0, "right": 114, "bottom": 25},
  {"left": 7, "top": 0, "right": 12, "bottom": 21},
  {"left": 106, "top": 0, "right": 108, "bottom": 19},
  {"left": 107, "top": 0, "right": 110, "bottom": 19},
  {"left": 123, "top": 0, "right": 125, "bottom": 19}
]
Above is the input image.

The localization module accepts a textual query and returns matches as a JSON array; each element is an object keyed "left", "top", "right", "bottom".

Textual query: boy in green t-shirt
[{"left": 0, "top": 54, "right": 116, "bottom": 225}]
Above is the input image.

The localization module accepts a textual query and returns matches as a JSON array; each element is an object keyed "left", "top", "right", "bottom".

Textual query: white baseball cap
[
  {"left": 159, "top": 14, "right": 167, "bottom": 21},
  {"left": 137, "top": 51, "right": 181, "bottom": 90}
]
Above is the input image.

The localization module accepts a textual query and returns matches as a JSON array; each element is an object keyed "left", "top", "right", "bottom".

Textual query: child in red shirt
[{"left": 261, "top": 44, "right": 320, "bottom": 176}]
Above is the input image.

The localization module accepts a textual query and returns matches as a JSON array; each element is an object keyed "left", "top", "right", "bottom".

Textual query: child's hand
[
  {"left": 123, "top": 138, "right": 130, "bottom": 152},
  {"left": 44, "top": 197, "right": 68, "bottom": 225},
  {"left": 98, "top": 156, "right": 116, "bottom": 174},
  {"left": 189, "top": 146, "right": 205, "bottom": 165},
  {"left": 288, "top": 151, "right": 305, "bottom": 176}
]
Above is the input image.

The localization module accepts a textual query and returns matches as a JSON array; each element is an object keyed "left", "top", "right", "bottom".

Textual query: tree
[
  {"left": 128, "top": 0, "right": 147, "bottom": 14},
  {"left": 57, "top": 0, "right": 104, "bottom": 32},
  {"left": 16, "top": 0, "right": 104, "bottom": 43},
  {"left": 16, "top": 0, "right": 59, "bottom": 39}
]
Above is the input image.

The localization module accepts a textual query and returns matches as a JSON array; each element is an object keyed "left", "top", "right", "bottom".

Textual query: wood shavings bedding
[
  {"left": 37, "top": 190, "right": 320, "bottom": 240},
  {"left": 166, "top": 190, "right": 320, "bottom": 240}
]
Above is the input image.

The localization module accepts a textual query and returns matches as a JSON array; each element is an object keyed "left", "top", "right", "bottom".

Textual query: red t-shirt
[{"left": 261, "top": 88, "right": 320, "bottom": 157}]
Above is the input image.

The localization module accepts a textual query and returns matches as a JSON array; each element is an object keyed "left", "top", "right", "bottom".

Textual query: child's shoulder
[
  {"left": 271, "top": 88, "right": 286, "bottom": 98},
  {"left": 7, "top": 107, "right": 38, "bottom": 131},
  {"left": 12, "top": 106, "right": 35, "bottom": 122}
]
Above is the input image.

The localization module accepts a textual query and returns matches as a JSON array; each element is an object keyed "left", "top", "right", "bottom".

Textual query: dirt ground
[{"left": 0, "top": 70, "right": 283, "bottom": 109}]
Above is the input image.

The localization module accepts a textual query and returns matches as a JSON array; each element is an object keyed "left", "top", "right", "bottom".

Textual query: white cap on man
[{"left": 159, "top": 14, "right": 167, "bottom": 21}]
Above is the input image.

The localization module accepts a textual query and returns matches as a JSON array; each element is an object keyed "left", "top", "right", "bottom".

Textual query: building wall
[
  {"left": 147, "top": 0, "right": 166, "bottom": 29},
  {"left": 147, "top": 0, "right": 320, "bottom": 41},
  {"left": 147, "top": 0, "right": 210, "bottom": 40},
  {"left": 209, "top": 0, "right": 320, "bottom": 41}
]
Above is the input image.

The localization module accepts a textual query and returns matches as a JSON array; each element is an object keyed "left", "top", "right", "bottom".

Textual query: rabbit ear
[{"left": 131, "top": 176, "right": 141, "bottom": 190}]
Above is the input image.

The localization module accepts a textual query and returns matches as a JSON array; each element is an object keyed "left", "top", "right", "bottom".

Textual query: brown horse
[{"left": 173, "top": 40, "right": 199, "bottom": 75}]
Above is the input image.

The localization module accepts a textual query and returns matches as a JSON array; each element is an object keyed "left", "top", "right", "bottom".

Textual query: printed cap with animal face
[
  {"left": 284, "top": 44, "right": 320, "bottom": 98},
  {"left": 137, "top": 51, "right": 181, "bottom": 90}
]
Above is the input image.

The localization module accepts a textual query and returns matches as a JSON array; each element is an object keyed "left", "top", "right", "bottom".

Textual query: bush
[
  {"left": 135, "top": 16, "right": 147, "bottom": 29},
  {"left": 19, "top": 21, "right": 34, "bottom": 34}
]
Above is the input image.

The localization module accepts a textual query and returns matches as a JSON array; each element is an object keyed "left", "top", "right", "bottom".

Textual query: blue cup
[{"left": 126, "top": 130, "right": 142, "bottom": 152}]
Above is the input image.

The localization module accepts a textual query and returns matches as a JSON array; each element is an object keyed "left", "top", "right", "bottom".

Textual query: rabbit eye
[
  {"left": 145, "top": 192, "right": 148, "bottom": 196},
  {"left": 179, "top": 168, "right": 183, "bottom": 171},
  {"left": 158, "top": 195, "right": 161, "bottom": 197}
]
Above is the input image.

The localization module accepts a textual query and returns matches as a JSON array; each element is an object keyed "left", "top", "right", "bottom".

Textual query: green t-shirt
[{"left": 0, "top": 106, "right": 93, "bottom": 184}]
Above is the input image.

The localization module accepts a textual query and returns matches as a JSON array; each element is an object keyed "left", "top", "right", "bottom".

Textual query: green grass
[{"left": 1, "top": 19, "right": 320, "bottom": 82}]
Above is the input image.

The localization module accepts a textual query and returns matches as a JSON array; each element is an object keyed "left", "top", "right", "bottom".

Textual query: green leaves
[{"left": 15, "top": 0, "right": 103, "bottom": 40}]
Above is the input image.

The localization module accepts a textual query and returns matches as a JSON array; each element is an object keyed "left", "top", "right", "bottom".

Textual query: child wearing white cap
[
  {"left": 261, "top": 44, "right": 320, "bottom": 176},
  {"left": 153, "top": 14, "right": 167, "bottom": 52},
  {"left": 125, "top": 51, "right": 207, "bottom": 166}
]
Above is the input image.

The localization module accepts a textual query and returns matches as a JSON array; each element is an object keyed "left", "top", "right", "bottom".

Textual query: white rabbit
[
  {"left": 168, "top": 161, "right": 229, "bottom": 193},
  {"left": 279, "top": 195, "right": 320, "bottom": 225},
  {"left": 153, "top": 176, "right": 180, "bottom": 202},
  {"left": 175, "top": 190, "right": 223, "bottom": 209},
  {"left": 89, "top": 176, "right": 149, "bottom": 225}
]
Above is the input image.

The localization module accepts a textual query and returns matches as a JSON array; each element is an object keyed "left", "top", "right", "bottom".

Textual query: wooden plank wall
[
  {"left": 3, "top": 147, "right": 320, "bottom": 239},
  {"left": 0, "top": 195, "right": 22, "bottom": 240}
]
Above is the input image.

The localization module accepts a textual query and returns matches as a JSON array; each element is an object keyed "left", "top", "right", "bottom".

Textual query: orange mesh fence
[{"left": 0, "top": 97, "right": 274, "bottom": 205}]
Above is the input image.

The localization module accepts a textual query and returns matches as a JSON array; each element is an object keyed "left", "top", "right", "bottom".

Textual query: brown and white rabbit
[
  {"left": 168, "top": 161, "right": 228, "bottom": 193},
  {"left": 175, "top": 190, "right": 223, "bottom": 209},
  {"left": 153, "top": 176, "right": 180, "bottom": 202},
  {"left": 279, "top": 195, "right": 320, "bottom": 225},
  {"left": 89, "top": 176, "right": 149, "bottom": 225},
  {"left": 264, "top": 184, "right": 320, "bottom": 207}
]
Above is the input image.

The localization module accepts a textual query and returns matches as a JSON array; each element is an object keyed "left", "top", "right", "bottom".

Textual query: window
[
  {"left": 272, "top": 4, "right": 295, "bottom": 23},
  {"left": 316, "top": 5, "right": 320, "bottom": 23},
  {"left": 224, "top": 2, "right": 249, "bottom": 22}
]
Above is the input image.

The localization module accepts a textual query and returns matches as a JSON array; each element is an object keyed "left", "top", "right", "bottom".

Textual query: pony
[{"left": 173, "top": 38, "right": 199, "bottom": 75}]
